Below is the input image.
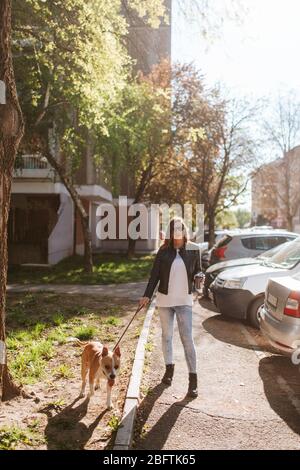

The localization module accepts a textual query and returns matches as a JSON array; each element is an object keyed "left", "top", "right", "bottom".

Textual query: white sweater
[{"left": 156, "top": 249, "right": 193, "bottom": 307}]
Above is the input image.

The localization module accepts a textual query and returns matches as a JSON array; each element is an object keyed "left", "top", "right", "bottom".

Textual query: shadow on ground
[
  {"left": 202, "top": 310, "right": 274, "bottom": 354},
  {"left": 198, "top": 297, "right": 219, "bottom": 313},
  {"left": 40, "top": 397, "right": 108, "bottom": 449},
  {"left": 259, "top": 355, "right": 300, "bottom": 436},
  {"left": 133, "top": 382, "right": 194, "bottom": 450}
]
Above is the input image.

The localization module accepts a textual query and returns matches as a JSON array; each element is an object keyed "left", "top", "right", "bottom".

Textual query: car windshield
[
  {"left": 262, "top": 239, "right": 300, "bottom": 269},
  {"left": 257, "top": 241, "right": 292, "bottom": 261}
]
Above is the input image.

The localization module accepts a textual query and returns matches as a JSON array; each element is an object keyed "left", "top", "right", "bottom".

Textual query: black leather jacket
[{"left": 143, "top": 241, "right": 201, "bottom": 299}]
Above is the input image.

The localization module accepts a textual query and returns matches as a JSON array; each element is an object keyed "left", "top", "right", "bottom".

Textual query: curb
[{"left": 113, "top": 297, "right": 156, "bottom": 450}]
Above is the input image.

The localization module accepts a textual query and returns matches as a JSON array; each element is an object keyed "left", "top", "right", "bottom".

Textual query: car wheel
[{"left": 248, "top": 296, "right": 264, "bottom": 329}]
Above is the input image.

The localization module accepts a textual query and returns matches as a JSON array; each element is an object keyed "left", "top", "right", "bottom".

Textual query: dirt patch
[{"left": 0, "top": 292, "right": 144, "bottom": 450}]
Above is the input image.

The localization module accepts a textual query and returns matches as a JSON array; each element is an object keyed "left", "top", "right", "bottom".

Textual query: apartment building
[{"left": 251, "top": 146, "right": 300, "bottom": 232}]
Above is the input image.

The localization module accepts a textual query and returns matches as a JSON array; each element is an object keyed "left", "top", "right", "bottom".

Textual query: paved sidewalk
[
  {"left": 7, "top": 282, "right": 147, "bottom": 301},
  {"left": 134, "top": 299, "right": 300, "bottom": 450}
]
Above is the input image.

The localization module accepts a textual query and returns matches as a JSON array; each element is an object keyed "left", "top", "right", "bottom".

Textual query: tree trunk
[
  {"left": 0, "top": 0, "right": 25, "bottom": 400},
  {"left": 73, "top": 204, "right": 77, "bottom": 256},
  {"left": 283, "top": 156, "right": 293, "bottom": 232},
  {"left": 208, "top": 213, "right": 216, "bottom": 248},
  {"left": 45, "top": 151, "right": 93, "bottom": 273},
  {"left": 286, "top": 214, "right": 294, "bottom": 232},
  {"left": 81, "top": 209, "right": 93, "bottom": 274},
  {"left": 127, "top": 237, "right": 136, "bottom": 259}
]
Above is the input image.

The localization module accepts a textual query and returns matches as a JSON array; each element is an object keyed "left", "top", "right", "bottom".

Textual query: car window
[
  {"left": 241, "top": 237, "right": 267, "bottom": 250},
  {"left": 265, "top": 236, "right": 287, "bottom": 249},
  {"left": 267, "top": 236, "right": 298, "bottom": 247},
  {"left": 242, "top": 236, "right": 293, "bottom": 251},
  {"left": 257, "top": 237, "right": 273, "bottom": 250}
]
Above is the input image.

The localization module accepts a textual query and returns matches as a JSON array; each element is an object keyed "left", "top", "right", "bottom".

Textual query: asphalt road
[{"left": 134, "top": 298, "right": 300, "bottom": 450}]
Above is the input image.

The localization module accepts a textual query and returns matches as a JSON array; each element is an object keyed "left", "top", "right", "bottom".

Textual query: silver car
[
  {"left": 208, "top": 230, "right": 298, "bottom": 266},
  {"left": 260, "top": 274, "right": 300, "bottom": 354}
]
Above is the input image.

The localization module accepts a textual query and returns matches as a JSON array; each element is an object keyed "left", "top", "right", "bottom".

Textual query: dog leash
[{"left": 113, "top": 304, "right": 145, "bottom": 352}]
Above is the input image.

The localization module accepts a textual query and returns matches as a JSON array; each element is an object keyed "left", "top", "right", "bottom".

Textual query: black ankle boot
[
  {"left": 162, "top": 364, "right": 174, "bottom": 386},
  {"left": 187, "top": 373, "right": 198, "bottom": 398}
]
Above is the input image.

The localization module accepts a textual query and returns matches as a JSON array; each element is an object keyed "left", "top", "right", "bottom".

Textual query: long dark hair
[{"left": 162, "top": 217, "right": 188, "bottom": 249}]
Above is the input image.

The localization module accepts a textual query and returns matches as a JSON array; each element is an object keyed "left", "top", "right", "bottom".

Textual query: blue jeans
[{"left": 158, "top": 305, "right": 197, "bottom": 373}]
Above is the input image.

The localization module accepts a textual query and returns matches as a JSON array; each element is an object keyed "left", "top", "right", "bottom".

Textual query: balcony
[{"left": 13, "top": 154, "right": 55, "bottom": 180}]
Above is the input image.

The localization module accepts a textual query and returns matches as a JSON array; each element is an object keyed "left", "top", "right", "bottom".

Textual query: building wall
[
  {"left": 48, "top": 193, "right": 74, "bottom": 264},
  {"left": 75, "top": 199, "right": 90, "bottom": 256},
  {"left": 251, "top": 146, "right": 300, "bottom": 231},
  {"left": 9, "top": 194, "right": 60, "bottom": 265},
  {"left": 126, "top": 0, "right": 172, "bottom": 75},
  {"left": 90, "top": 202, "right": 102, "bottom": 250}
]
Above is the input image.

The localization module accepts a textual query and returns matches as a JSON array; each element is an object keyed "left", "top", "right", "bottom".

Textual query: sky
[
  {"left": 172, "top": 0, "right": 300, "bottom": 99},
  {"left": 172, "top": 0, "right": 300, "bottom": 211}
]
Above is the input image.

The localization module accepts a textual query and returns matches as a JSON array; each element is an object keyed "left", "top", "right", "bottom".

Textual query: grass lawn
[
  {"left": 0, "top": 292, "right": 145, "bottom": 450},
  {"left": 8, "top": 253, "right": 154, "bottom": 285}
]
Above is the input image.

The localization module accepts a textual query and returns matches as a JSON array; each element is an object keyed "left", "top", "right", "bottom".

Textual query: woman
[{"left": 139, "top": 218, "right": 201, "bottom": 398}]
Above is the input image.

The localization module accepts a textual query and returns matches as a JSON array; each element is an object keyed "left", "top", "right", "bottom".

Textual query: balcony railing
[
  {"left": 16, "top": 154, "right": 51, "bottom": 170},
  {"left": 13, "top": 154, "right": 55, "bottom": 180}
]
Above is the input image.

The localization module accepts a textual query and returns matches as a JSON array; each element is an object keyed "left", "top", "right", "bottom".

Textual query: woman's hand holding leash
[
  {"left": 113, "top": 301, "right": 147, "bottom": 352},
  {"left": 139, "top": 297, "right": 150, "bottom": 309}
]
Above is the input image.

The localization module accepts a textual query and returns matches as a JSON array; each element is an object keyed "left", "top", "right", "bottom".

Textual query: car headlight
[{"left": 223, "top": 278, "right": 246, "bottom": 289}]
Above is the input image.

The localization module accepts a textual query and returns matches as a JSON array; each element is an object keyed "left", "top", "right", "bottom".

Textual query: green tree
[
  {"left": 235, "top": 208, "right": 251, "bottom": 228},
  {"left": 97, "top": 75, "right": 171, "bottom": 256},
  {"left": 216, "top": 210, "right": 238, "bottom": 229},
  {"left": 170, "top": 65, "right": 258, "bottom": 247},
  {"left": 12, "top": 0, "right": 167, "bottom": 271}
]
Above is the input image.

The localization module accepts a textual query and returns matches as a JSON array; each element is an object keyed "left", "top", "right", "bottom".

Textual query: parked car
[
  {"left": 208, "top": 229, "right": 297, "bottom": 266},
  {"left": 260, "top": 274, "right": 300, "bottom": 354},
  {"left": 199, "top": 230, "right": 231, "bottom": 270},
  {"left": 203, "top": 240, "right": 295, "bottom": 298},
  {"left": 211, "top": 237, "right": 300, "bottom": 329}
]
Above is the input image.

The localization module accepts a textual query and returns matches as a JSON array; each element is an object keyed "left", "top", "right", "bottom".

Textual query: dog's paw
[
  {"left": 94, "top": 384, "right": 100, "bottom": 391},
  {"left": 79, "top": 392, "right": 85, "bottom": 398},
  {"left": 106, "top": 403, "right": 114, "bottom": 410}
]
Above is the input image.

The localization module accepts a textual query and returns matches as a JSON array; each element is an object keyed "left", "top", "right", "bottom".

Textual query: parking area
[{"left": 134, "top": 298, "right": 300, "bottom": 450}]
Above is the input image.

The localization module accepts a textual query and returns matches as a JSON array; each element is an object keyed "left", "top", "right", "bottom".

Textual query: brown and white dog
[{"left": 71, "top": 339, "right": 121, "bottom": 409}]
